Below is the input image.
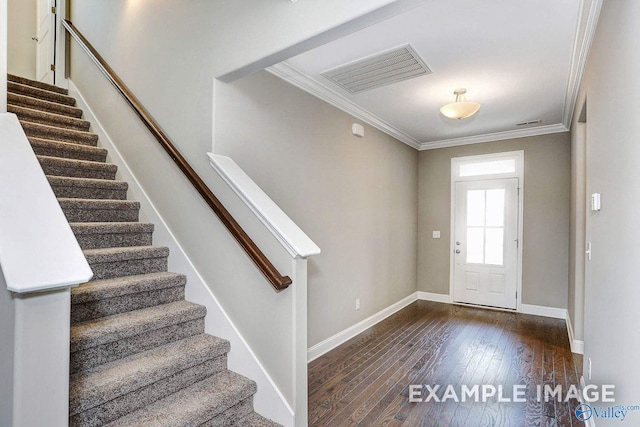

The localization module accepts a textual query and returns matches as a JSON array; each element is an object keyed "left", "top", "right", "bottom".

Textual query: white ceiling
[{"left": 269, "top": 0, "right": 597, "bottom": 150}]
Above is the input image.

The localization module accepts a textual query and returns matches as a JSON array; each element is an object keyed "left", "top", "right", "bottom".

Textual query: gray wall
[
  {"left": 8, "top": 0, "right": 36, "bottom": 79},
  {"left": 216, "top": 72, "right": 419, "bottom": 347},
  {"left": 580, "top": 0, "right": 640, "bottom": 413},
  {"left": 417, "top": 133, "right": 571, "bottom": 308},
  {"left": 69, "top": 0, "right": 409, "bottom": 186}
]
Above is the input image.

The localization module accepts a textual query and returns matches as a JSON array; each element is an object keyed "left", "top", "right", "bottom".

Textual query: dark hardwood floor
[{"left": 308, "top": 301, "right": 584, "bottom": 427}]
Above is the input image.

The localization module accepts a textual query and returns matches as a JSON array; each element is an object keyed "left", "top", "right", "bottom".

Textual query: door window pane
[
  {"left": 459, "top": 159, "right": 516, "bottom": 177},
  {"left": 485, "top": 228, "right": 504, "bottom": 265},
  {"left": 486, "top": 189, "right": 505, "bottom": 227},
  {"left": 467, "top": 190, "right": 485, "bottom": 227},
  {"left": 466, "top": 227, "right": 484, "bottom": 263}
]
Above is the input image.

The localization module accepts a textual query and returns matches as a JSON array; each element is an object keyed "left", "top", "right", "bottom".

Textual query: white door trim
[{"left": 449, "top": 150, "right": 525, "bottom": 311}]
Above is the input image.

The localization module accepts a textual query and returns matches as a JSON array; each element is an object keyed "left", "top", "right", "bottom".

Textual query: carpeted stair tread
[
  {"left": 8, "top": 81, "right": 76, "bottom": 106},
  {"left": 237, "top": 412, "right": 282, "bottom": 427},
  {"left": 8, "top": 92, "right": 83, "bottom": 118},
  {"left": 59, "top": 198, "right": 140, "bottom": 222},
  {"left": 105, "top": 370, "right": 257, "bottom": 427},
  {"left": 8, "top": 73, "right": 69, "bottom": 95},
  {"left": 70, "top": 271, "right": 185, "bottom": 325},
  {"left": 48, "top": 175, "right": 128, "bottom": 200},
  {"left": 37, "top": 155, "right": 118, "bottom": 180},
  {"left": 69, "top": 334, "right": 230, "bottom": 416},
  {"left": 70, "top": 222, "right": 154, "bottom": 250},
  {"left": 83, "top": 245, "right": 169, "bottom": 263},
  {"left": 30, "top": 137, "right": 108, "bottom": 162},
  {"left": 71, "top": 271, "right": 183, "bottom": 304},
  {"left": 8, "top": 104, "right": 90, "bottom": 131},
  {"left": 70, "top": 300, "right": 206, "bottom": 352},
  {"left": 83, "top": 245, "right": 169, "bottom": 280},
  {"left": 20, "top": 120, "right": 98, "bottom": 146}
]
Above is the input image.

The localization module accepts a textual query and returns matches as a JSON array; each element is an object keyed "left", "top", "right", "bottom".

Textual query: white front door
[
  {"left": 36, "top": 0, "right": 55, "bottom": 84},
  {"left": 453, "top": 178, "right": 519, "bottom": 309}
]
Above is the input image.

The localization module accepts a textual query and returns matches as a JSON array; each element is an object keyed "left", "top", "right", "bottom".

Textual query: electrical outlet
[
  {"left": 355, "top": 298, "right": 360, "bottom": 310},
  {"left": 588, "top": 358, "right": 592, "bottom": 380}
]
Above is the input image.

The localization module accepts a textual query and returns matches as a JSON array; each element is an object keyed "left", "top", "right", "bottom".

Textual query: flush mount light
[{"left": 440, "top": 88, "right": 481, "bottom": 120}]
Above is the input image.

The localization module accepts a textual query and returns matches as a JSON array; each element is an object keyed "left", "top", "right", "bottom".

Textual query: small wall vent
[
  {"left": 516, "top": 119, "right": 542, "bottom": 126},
  {"left": 320, "top": 44, "right": 432, "bottom": 94}
]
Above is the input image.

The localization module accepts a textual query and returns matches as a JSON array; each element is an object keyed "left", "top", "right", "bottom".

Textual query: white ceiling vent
[{"left": 320, "top": 44, "right": 432, "bottom": 94}]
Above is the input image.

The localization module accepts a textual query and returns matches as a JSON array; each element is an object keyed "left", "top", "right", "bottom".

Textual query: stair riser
[
  {"left": 31, "top": 142, "right": 107, "bottom": 163},
  {"left": 8, "top": 81, "right": 76, "bottom": 106},
  {"left": 40, "top": 162, "right": 117, "bottom": 180},
  {"left": 69, "top": 356, "right": 227, "bottom": 427},
  {"left": 71, "top": 317, "right": 203, "bottom": 373},
  {"left": 51, "top": 184, "right": 128, "bottom": 200},
  {"left": 8, "top": 93, "right": 83, "bottom": 118},
  {"left": 71, "top": 285, "right": 184, "bottom": 324},
  {"left": 23, "top": 125, "right": 98, "bottom": 147},
  {"left": 202, "top": 397, "right": 254, "bottom": 427},
  {"left": 10, "top": 107, "right": 90, "bottom": 131},
  {"left": 88, "top": 256, "right": 168, "bottom": 280},
  {"left": 62, "top": 207, "right": 139, "bottom": 223},
  {"left": 74, "top": 231, "right": 153, "bottom": 250}
]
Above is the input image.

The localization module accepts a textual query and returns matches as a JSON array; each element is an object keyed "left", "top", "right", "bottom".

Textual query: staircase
[{"left": 6, "top": 74, "right": 280, "bottom": 427}]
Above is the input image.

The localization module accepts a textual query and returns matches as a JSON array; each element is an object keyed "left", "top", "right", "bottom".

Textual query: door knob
[
  {"left": 455, "top": 249, "right": 461, "bottom": 254},
  {"left": 456, "top": 241, "right": 461, "bottom": 246}
]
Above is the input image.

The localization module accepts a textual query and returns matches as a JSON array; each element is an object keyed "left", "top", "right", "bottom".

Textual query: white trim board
[
  {"left": 68, "top": 80, "right": 295, "bottom": 427},
  {"left": 566, "top": 312, "right": 585, "bottom": 355},
  {"left": 266, "top": 0, "right": 600, "bottom": 151},
  {"left": 519, "top": 304, "right": 567, "bottom": 320},
  {"left": 307, "top": 292, "right": 419, "bottom": 362}
]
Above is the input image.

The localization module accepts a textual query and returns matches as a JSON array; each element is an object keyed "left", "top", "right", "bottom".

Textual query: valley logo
[{"left": 575, "top": 403, "right": 640, "bottom": 422}]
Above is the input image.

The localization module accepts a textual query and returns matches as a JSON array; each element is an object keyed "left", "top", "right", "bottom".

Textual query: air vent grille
[
  {"left": 321, "top": 45, "right": 432, "bottom": 94},
  {"left": 516, "top": 119, "right": 542, "bottom": 126}
]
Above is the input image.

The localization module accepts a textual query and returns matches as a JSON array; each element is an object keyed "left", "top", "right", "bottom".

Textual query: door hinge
[
  {"left": 50, "top": 64, "right": 56, "bottom": 71},
  {"left": 51, "top": 6, "right": 57, "bottom": 14},
  {"left": 517, "top": 187, "right": 521, "bottom": 196}
]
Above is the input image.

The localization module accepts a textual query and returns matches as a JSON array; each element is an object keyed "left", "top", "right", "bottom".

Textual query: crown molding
[
  {"left": 266, "top": 62, "right": 422, "bottom": 150},
  {"left": 418, "top": 123, "right": 569, "bottom": 150},
  {"left": 562, "top": 0, "right": 603, "bottom": 128},
  {"left": 267, "top": 0, "right": 600, "bottom": 151}
]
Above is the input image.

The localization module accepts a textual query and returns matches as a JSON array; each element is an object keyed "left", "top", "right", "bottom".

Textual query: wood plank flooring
[{"left": 308, "top": 301, "right": 583, "bottom": 427}]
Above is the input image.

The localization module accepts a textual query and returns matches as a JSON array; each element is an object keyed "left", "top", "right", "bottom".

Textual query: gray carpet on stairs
[{"left": 6, "top": 74, "right": 282, "bottom": 427}]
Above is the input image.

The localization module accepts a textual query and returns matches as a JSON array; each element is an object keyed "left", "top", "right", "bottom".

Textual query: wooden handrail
[{"left": 62, "top": 19, "right": 292, "bottom": 291}]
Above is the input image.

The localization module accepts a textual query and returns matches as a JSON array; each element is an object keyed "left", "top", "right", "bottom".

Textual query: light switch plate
[{"left": 433, "top": 231, "right": 441, "bottom": 239}]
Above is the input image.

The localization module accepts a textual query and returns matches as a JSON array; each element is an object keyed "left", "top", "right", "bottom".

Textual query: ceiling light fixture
[{"left": 440, "top": 88, "right": 481, "bottom": 120}]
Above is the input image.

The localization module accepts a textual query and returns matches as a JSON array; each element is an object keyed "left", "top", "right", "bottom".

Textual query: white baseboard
[
  {"left": 417, "top": 291, "right": 452, "bottom": 304},
  {"left": 68, "top": 80, "right": 295, "bottom": 426},
  {"left": 566, "top": 311, "right": 585, "bottom": 355},
  {"left": 520, "top": 303, "right": 567, "bottom": 319},
  {"left": 307, "top": 292, "right": 419, "bottom": 362}
]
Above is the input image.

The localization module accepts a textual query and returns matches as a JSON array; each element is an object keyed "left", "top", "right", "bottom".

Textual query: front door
[
  {"left": 36, "top": 0, "right": 55, "bottom": 84},
  {"left": 453, "top": 178, "right": 519, "bottom": 309}
]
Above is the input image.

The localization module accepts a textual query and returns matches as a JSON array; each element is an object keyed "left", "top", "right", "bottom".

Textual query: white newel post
[{"left": 13, "top": 289, "right": 73, "bottom": 427}]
